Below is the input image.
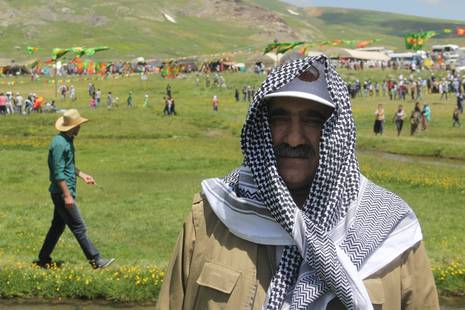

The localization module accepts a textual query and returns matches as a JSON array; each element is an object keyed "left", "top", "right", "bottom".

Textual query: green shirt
[{"left": 48, "top": 133, "right": 77, "bottom": 197}]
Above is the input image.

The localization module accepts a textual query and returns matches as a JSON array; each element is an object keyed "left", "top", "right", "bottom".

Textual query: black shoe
[
  {"left": 32, "top": 259, "right": 63, "bottom": 269},
  {"left": 90, "top": 257, "right": 115, "bottom": 269}
]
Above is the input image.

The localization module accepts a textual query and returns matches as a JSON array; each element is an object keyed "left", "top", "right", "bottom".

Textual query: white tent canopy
[{"left": 327, "top": 48, "right": 390, "bottom": 61}]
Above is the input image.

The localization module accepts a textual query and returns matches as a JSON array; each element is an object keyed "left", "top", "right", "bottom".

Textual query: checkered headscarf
[{"left": 240, "top": 55, "right": 360, "bottom": 309}]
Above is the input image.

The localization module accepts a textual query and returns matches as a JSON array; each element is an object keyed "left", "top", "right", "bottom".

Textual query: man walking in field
[
  {"left": 157, "top": 56, "right": 438, "bottom": 309},
  {"left": 34, "top": 109, "right": 114, "bottom": 269}
]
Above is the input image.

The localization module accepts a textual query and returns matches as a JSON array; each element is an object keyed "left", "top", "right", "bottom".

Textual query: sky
[{"left": 281, "top": 0, "right": 465, "bottom": 21}]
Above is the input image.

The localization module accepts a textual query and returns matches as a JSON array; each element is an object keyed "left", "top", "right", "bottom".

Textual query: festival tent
[
  {"left": 222, "top": 61, "right": 245, "bottom": 71},
  {"left": 0, "top": 59, "right": 33, "bottom": 75},
  {"left": 264, "top": 52, "right": 284, "bottom": 65},
  {"left": 146, "top": 59, "right": 163, "bottom": 67},
  {"left": 174, "top": 58, "right": 199, "bottom": 72},
  {"left": 326, "top": 48, "right": 390, "bottom": 61}
]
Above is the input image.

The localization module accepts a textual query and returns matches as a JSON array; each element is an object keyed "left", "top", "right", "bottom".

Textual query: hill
[{"left": 0, "top": 0, "right": 463, "bottom": 60}]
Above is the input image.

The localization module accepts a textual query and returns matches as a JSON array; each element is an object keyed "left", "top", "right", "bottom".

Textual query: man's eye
[
  {"left": 270, "top": 115, "right": 289, "bottom": 122},
  {"left": 302, "top": 117, "right": 324, "bottom": 125}
]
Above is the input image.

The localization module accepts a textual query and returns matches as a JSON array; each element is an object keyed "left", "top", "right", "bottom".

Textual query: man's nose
[{"left": 285, "top": 120, "right": 305, "bottom": 147}]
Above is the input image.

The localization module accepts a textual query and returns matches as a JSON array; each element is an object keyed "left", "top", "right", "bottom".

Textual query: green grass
[{"left": 0, "top": 68, "right": 464, "bottom": 300}]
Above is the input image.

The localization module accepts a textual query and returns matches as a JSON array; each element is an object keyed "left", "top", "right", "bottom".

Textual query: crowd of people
[
  {"left": 1, "top": 68, "right": 464, "bottom": 129},
  {"left": 0, "top": 91, "right": 60, "bottom": 114},
  {"left": 373, "top": 101, "right": 435, "bottom": 136},
  {"left": 348, "top": 71, "right": 465, "bottom": 101}
]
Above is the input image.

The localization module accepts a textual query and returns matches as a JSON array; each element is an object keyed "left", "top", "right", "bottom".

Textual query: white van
[{"left": 431, "top": 44, "right": 460, "bottom": 64}]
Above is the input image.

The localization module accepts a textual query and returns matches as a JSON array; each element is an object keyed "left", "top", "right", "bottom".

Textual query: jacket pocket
[
  {"left": 197, "top": 262, "right": 241, "bottom": 294},
  {"left": 364, "top": 278, "right": 385, "bottom": 306},
  {"left": 193, "top": 262, "right": 242, "bottom": 309}
]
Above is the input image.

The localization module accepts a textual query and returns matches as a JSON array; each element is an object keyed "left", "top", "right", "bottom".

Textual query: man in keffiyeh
[{"left": 156, "top": 55, "right": 439, "bottom": 310}]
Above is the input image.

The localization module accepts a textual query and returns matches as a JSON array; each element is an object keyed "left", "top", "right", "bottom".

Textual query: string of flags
[
  {"left": 263, "top": 39, "right": 382, "bottom": 55},
  {"left": 403, "top": 26, "right": 465, "bottom": 50}
]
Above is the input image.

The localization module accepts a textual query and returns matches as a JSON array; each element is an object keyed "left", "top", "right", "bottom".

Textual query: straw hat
[{"left": 55, "top": 109, "right": 88, "bottom": 132}]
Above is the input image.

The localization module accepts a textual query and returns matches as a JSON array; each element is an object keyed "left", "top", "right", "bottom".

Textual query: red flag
[
  {"left": 356, "top": 40, "right": 370, "bottom": 48},
  {"left": 456, "top": 27, "right": 465, "bottom": 36}
]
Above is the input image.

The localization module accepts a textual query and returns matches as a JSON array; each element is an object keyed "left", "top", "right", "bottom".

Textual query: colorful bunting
[
  {"left": 84, "top": 46, "right": 110, "bottom": 56},
  {"left": 356, "top": 40, "right": 371, "bottom": 48},
  {"left": 70, "top": 47, "right": 87, "bottom": 57},
  {"left": 26, "top": 47, "right": 39, "bottom": 55},
  {"left": 263, "top": 41, "right": 305, "bottom": 54},
  {"left": 52, "top": 48, "right": 70, "bottom": 60},
  {"left": 456, "top": 27, "right": 465, "bottom": 36},
  {"left": 404, "top": 31, "right": 436, "bottom": 50}
]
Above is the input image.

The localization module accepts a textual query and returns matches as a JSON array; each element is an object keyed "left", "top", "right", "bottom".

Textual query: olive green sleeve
[
  {"left": 156, "top": 208, "right": 196, "bottom": 310},
  {"left": 400, "top": 241, "right": 439, "bottom": 310}
]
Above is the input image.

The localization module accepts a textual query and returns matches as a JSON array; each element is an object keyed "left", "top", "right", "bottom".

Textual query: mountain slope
[{"left": 0, "top": 0, "right": 463, "bottom": 60}]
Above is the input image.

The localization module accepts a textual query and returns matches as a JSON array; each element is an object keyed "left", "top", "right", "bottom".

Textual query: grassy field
[{"left": 0, "top": 68, "right": 464, "bottom": 301}]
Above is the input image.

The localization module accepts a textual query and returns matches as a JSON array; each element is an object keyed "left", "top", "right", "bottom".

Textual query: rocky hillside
[{"left": 0, "top": 0, "right": 462, "bottom": 60}]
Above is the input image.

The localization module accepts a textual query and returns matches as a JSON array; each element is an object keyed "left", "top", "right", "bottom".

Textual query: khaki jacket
[{"left": 156, "top": 194, "right": 439, "bottom": 310}]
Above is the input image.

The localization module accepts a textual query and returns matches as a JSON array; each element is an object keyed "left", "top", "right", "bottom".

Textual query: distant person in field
[
  {"left": 163, "top": 96, "right": 169, "bottom": 115},
  {"left": 421, "top": 103, "right": 431, "bottom": 131},
  {"left": 87, "top": 83, "right": 94, "bottom": 97},
  {"left": 212, "top": 95, "right": 219, "bottom": 112},
  {"left": 157, "top": 56, "right": 438, "bottom": 309},
  {"left": 373, "top": 103, "right": 385, "bottom": 135},
  {"left": 95, "top": 89, "right": 102, "bottom": 106},
  {"left": 169, "top": 97, "right": 176, "bottom": 115},
  {"left": 107, "top": 91, "right": 113, "bottom": 110},
  {"left": 34, "top": 109, "right": 114, "bottom": 270},
  {"left": 452, "top": 107, "right": 461, "bottom": 127},
  {"left": 410, "top": 102, "right": 421, "bottom": 135},
  {"left": 166, "top": 84, "right": 172, "bottom": 98},
  {"left": 44, "top": 100, "right": 57, "bottom": 113},
  {"left": 89, "top": 95, "right": 96, "bottom": 109},
  {"left": 15, "top": 92, "right": 24, "bottom": 114},
  {"left": 127, "top": 91, "right": 134, "bottom": 107},
  {"left": 59, "top": 84, "right": 68, "bottom": 101},
  {"left": 70, "top": 85, "right": 76, "bottom": 102},
  {"left": 393, "top": 104, "right": 405, "bottom": 136},
  {"left": 234, "top": 88, "right": 240, "bottom": 102},
  {"left": 143, "top": 94, "right": 149, "bottom": 108},
  {"left": 439, "top": 80, "right": 448, "bottom": 100},
  {"left": 0, "top": 92, "right": 7, "bottom": 115},
  {"left": 457, "top": 92, "right": 464, "bottom": 113},
  {"left": 5, "top": 91, "right": 14, "bottom": 114}
]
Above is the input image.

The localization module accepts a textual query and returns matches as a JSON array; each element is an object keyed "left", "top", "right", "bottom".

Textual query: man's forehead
[{"left": 267, "top": 97, "right": 334, "bottom": 115}]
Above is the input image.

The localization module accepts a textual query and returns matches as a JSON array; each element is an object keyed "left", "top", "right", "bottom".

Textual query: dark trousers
[{"left": 38, "top": 193, "right": 99, "bottom": 261}]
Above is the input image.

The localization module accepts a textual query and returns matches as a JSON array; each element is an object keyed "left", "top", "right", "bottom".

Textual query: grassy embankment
[{"left": 0, "top": 69, "right": 463, "bottom": 301}]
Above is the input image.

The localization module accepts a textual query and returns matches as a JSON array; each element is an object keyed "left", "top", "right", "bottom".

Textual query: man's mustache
[{"left": 273, "top": 144, "right": 317, "bottom": 159}]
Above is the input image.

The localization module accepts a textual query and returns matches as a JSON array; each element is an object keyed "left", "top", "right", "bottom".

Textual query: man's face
[
  {"left": 66, "top": 125, "right": 81, "bottom": 137},
  {"left": 268, "top": 97, "right": 333, "bottom": 191}
]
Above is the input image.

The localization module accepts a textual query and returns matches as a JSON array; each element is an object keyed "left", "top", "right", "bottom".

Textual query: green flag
[
  {"left": 70, "top": 47, "right": 86, "bottom": 57},
  {"left": 26, "top": 47, "right": 39, "bottom": 55},
  {"left": 263, "top": 41, "right": 304, "bottom": 54},
  {"left": 404, "top": 31, "right": 435, "bottom": 51},
  {"left": 84, "top": 46, "right": 110, "bottom": 56},
  {"left": 52, "top": 48, "right": 70, "bottom": 60}
]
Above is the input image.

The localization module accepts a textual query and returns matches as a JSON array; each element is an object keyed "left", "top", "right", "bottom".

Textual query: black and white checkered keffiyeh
[{"left": 237, "top": 55, "right": 361, "bottom": 309}]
